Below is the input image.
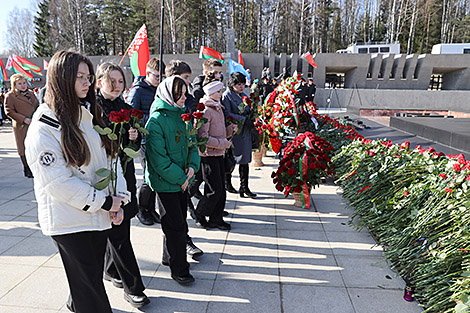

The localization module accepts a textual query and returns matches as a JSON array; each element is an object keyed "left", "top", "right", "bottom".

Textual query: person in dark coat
[
  {"left": 221, "top": 72, "right": 257, "bottom": 198},
  {"left": 191, "top": 58, "right": 223, "bottom": 107},
  {"left": 96, "top": 63, "right": 149, "bottom": 309},
  {"left": 126, "top": 58, "right": 162, "bottom": 226}
]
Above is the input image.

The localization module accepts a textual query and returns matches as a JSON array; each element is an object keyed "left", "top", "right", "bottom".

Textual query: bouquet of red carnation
[
  {"left": 93, "top": 109, "right": 141, "bottom": 195},
  {"left": 176, "top": 106, "right": 208, "bottom": 172},
  {"left": 272, "top": 132, "right": 334, "bottom": 208}
]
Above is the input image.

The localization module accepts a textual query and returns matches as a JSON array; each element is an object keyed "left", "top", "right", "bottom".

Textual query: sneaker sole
[{"left": 123, "top": 293, "right": 150, "bottom": 308}]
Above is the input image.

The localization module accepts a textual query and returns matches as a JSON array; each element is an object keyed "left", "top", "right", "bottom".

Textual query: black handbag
[{"left": 224, "top": 147, "right": 236, "bottom": 174}]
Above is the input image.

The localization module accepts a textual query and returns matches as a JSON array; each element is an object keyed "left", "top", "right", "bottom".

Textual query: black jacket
[
  {"left": 126, "top": 76, "right": 157, "bottom": 126},
  {"left": 191, "top": 74, "right": 206, "bottom": 105},
  {"left": 97, "top": 92, "right": 142, "bottom": 220}
]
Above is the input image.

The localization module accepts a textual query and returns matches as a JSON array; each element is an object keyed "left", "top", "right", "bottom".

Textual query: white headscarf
[{"left": 155, "top": 76, "right": 185, "bottom": 108}]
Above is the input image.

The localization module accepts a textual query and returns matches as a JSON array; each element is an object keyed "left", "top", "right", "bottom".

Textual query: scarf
[{"left": 155, "top": 76, "right": 185, "bottom": 108}]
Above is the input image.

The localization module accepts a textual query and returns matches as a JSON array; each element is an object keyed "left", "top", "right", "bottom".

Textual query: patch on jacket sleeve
[
  {"left": 39, "top": 114, "right": 60, "bottom": 129},
  {"left": 39, "top": 151, "right": 57, "bottom": 167}
]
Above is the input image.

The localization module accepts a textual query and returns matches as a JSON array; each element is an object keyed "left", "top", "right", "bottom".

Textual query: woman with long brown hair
[
  {"left": 25, "top": 50, "right": 129, "bottom": 313},
  {"left": 4, "top": 73, "right": 39, "bottom": 178}
]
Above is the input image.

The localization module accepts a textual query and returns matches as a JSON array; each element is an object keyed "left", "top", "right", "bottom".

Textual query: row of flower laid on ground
[{"left": 332, "top": 138, "right": 470, "bottom": 313}]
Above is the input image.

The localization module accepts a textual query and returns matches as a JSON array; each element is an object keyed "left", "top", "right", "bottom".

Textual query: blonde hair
[
  {"left": 10, "top": 74, "right": 28, "bottom": 90},
  {"left": 96, "top": 63, "right": 126, "bottom": 92}
]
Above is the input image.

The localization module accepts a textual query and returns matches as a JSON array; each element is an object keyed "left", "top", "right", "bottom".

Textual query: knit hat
[{"left": 203, "top": 81, "right": 224, "bottom": 96}]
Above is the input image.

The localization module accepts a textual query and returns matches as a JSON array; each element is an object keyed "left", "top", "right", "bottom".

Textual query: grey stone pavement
[{"left": 0, "top": 118, "right": 424, "bottom": 313}]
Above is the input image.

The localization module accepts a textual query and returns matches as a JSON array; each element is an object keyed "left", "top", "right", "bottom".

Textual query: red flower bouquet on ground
[{"left": 272, "top": 132, "right": 334, "bottom": 208}]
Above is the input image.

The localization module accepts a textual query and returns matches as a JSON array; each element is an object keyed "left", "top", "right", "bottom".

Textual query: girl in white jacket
[{"left": 25, "top": 51, "right": 129, "bottom": 313}]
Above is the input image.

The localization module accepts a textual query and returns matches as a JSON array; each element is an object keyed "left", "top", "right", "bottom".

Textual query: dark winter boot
[
  {"left": 225, "top": 173, "right": 238, "bottom": 193},
  {"left": 239, "top": 164, "right": 257, "bottom": 198},
  {"left": 20, "top": 155, "right": 33, "bottom": 178}
]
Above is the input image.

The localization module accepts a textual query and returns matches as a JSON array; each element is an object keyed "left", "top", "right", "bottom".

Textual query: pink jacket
[{"left": 197, "top": 96, "right": 236, "bottom": 157}]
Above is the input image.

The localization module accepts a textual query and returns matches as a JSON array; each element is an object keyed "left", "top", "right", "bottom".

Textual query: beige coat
[{"left": 4, "top": 90, "right": 39, "bottom": 155}]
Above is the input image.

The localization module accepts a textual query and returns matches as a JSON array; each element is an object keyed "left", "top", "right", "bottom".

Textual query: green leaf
[
  {"left": 455, "top": 303, "right": 469, "bottom": 313},
  {"left": 197, "top": 137, "right": 209, "bottom": 144},
  {"left": 123, "top": 147, "right": 140, "bottom": 158},
  {"left": 199, "top": 144, "right": 206, "bottom": 153},
  {"left": 462, "top": 294, "right": 470, "bottom": 306},
  {"left": 93, "top": 125, "right": 107, "bottom": 135},
  {"left": 120, "top": 127, "right": 126, "bottom": 135},
  {"left": 95, "top": 168, "right": 111, "bottom": 177},
  {"left": 94, "top": 176, "right": 110, "bottom": 190},
  {"left": 461, "top": 271, "right": 470, "bottom": 277},
  {"left": 107, "top": 133, "right": 118, "bottom": 140}
]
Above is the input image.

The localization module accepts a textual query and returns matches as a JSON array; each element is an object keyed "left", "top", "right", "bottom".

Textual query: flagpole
[
  {"left": 159, "top": 0, "right": 165, "bottom": 80},
  {"left": 118, "top": 50, "right": 129, "bottom": 67}
]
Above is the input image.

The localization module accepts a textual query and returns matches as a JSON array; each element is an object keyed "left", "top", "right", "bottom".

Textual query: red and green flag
[
  {"left": 0, "top": 58, "right": 7, "bottom": 84},
  {"left": 12, "top": 54, "right": 42, "bottom": 76},
  {"left": 127, "top": 24, "right": 150, "bottom": 77},
  {"left": 301, "top": 52, "right": 318, "bottom": 68},
  {"left": 199, "top": 46, "right": 225, "bottom": 64},
  {"left": 6, "top": 56, "right": 33, "bottom": 81}
]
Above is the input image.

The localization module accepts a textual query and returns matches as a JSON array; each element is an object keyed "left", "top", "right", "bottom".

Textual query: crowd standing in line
[{"left": 7, "top": 52, "right": 325, "bottom": 311}]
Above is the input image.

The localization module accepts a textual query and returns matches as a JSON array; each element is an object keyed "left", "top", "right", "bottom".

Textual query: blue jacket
[{"left": 126, "top": 76, "right": 157, "bottom": 126}]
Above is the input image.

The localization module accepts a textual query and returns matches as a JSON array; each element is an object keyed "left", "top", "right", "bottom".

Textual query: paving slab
[{"left": 0, "top": 123, "right": 423, "bottom": 312}]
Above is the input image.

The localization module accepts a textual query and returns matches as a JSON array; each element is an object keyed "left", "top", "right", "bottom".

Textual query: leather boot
[
  {"left": 225, "top": 173, "right": 238, "bottom": 193},
  {"left": 239, "top": 164, "right": 257, "bottom": 198},
  {"left": 20, "top": 155, "right": 33, "bottom": 178}
]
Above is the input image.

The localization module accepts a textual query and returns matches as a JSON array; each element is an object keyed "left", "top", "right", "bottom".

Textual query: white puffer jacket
[{"left": 25, "top": 103, "right": 129, "bottom": 236}]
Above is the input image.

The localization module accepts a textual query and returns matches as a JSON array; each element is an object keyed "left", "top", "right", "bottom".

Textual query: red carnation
[
  {"left": 181, "top": 113, "right": 192, "bottom": 122},
  {"left": 196, "top": 103, "right": 205, "bottom": 111},
  {"left": 242, "top": 96, "right": 252, "bottom": 106},
  {"left": 130, "top": 109, "right": 144, "bottom": 120},
  {"left": 309, "top": 163, "right": 316, "bottom": 170},
  {"left": 108, "top": 111, "right": 125, "bottom": 123},
  {"left": 287, "top": 168, "right": 296, "bottom": 176},
  {"left": 276, "top": 184, "right": 284, "bottom": 191},
  {"left": 453, "top": 164, "right": 461, "bottom": 172},
  {"left": 404, "top": 190, "right": 409, "bottom": 196},
  {"left": 294, "top": 186, "right": 302, "bottom": 193},
  {"left": 227, "top": 116, "right": 236, "bottom": 123},
  {"left": 439, "top": 173, "right": 447, "bottom": 180},
  {"left": 120, "top": 109, "right": 130, "bottom": 122},
  {"left": 286, "top": 160, "right": 293, "bottom": 168},
  {"left": 445, "top": 188, "right": 453, "bottom": 193},
  {"left": 465, "top": 175, "right": 470, "bottom": 181},
  {"left": 192, "top": 112, "right": 204, "bottom": 120}
]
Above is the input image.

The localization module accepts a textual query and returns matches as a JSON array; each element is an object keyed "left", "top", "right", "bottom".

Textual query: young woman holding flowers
[
  {"left": 95, "top": 63, "right": 149, "bottom": 308},
  {"left": 24, "top": 51, "right": 128, "bottom": 313},
  {"left": 222, "top": 72, "right": 257, "bottom": 198},
  {"left": 190, "top": 78, "right": 237, "bottom": 230},
  {"left": 145, "top": 76, "right": 200, "bottom": 285}
]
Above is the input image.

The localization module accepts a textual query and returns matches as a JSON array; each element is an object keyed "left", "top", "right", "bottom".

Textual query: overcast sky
[{"left": 0, "top": 0, "right": 36, "bottom": 54}]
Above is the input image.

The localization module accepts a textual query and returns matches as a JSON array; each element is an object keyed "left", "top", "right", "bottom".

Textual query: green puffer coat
[{"left": 144, "top": 97, "right": 200, "bottom": 193}]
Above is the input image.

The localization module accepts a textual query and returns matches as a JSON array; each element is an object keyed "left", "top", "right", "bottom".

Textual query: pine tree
[{"left": 34, "top": 0, "right": 53, "bottom": 57}]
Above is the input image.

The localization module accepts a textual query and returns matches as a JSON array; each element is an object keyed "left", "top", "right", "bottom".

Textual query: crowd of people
[{"left": 0, "top": 50, "right": 295, "bottom": 313}]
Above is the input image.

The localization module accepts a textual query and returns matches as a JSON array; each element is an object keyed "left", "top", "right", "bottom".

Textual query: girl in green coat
[{"left": 145, "top": 76, "right": 200, "bottom": 284}]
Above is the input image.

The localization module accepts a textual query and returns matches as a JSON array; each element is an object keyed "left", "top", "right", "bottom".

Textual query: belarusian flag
[
  {"left": 127, "top": 24, "right": 149, "bottom": 77},
  {"left": 301, "top": 52, "right": 318, "bottom": 68},
  {"left": 238, "top": 50, "right": 244, "bottom": 67},
  {"left": 0, "top": 58, "right": 7, "bottom": 83},
  {"left": 199, "top": 46, "right": 225, "bottom": 64},
  {"left": 6, "top": 56, "right": 33, "bottom": 80},
  {"left": 12, "top": 54, "right": 42, "bottom": 76},
  {"left": 43, "top": 59, "right": 49, "bottom": 71}
]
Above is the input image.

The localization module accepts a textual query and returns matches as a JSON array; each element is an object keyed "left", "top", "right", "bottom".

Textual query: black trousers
[
  {"left": 196, "top": 156, "right": 226, "bottom": 223},
  {"left": 188, "top": 168, "right": 204, "bottom": 197},
  {"left": 138, "top": 144, "right": 157, "bottom": 212},
  {"left": 158, "top": 191, "right": 190, "bottom": 277},
  {"left": 104, "top": 219, "right": 145, "bottom": 295},
  {"left": 52, "top": 230, "right": 112, "bottom": 313}
]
